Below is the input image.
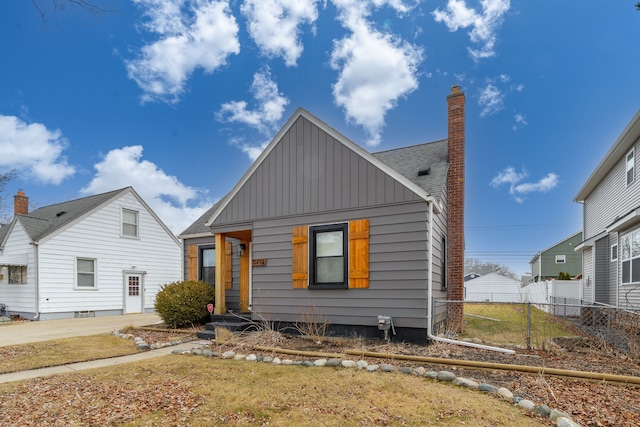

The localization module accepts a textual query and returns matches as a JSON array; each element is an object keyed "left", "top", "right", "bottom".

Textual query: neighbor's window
[
  {"left": 310, "top": 223, "right": 348, "bottom": 289},
  {"left": 8, "top": 266, "right": 26, "bottom": 284},
  {"left": 621, "top": 231, "right": 640, "bottom": 284},
  {"left": 200, "top": 245, "right": 216, "bottom": 285},
  {"left": 77, "top": 258, "right": 96, "bottom": 288},
  {"left": 611, "top": 244, "right": 618, "bottom": 262},
  {"left": 555, "top": 254, "right": 566, "bottom": 264},
  {"left": 122, "top": 209, "right": 139, "bottom": 238},
  {"left": 627, "top": 149, "right": 635, "bottom": 186}
]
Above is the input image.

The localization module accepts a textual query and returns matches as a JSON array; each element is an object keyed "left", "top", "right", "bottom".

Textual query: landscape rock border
[{"left": 172, "top": 345, "right": 583, "bottom": 427}]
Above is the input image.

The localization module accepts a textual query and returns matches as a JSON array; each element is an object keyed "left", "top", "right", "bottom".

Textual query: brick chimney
[
  {"left": 14, "top": 190, "right": 29, "bottom": 216},
  {"left": 446, "top": 85, "right": 465, "bottom": 331}
]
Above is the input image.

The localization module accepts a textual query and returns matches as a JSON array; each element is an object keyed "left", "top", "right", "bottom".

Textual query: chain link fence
[{"left": 432, "top": 299, "right": 640, "bottom": 359}]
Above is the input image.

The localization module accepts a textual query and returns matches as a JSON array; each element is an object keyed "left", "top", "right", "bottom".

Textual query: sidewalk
[
  {"left": 0, "top": 342, "right": 201, "bottom": 384},
  {"left": 0, "top": 314, "right": 208, "bottom": 384},
  {"left": 0, "top": 313, "right": 162, "bottom": 347}
]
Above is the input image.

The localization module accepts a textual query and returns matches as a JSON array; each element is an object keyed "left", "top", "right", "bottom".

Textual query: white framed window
[
  {"left": 555, "top": 254, "right": 566, "bottom": 264},
  {"left": 76, "top": 258, "right": 96, "bottom": 288},
  {"left": 611, "top": 244, "right": 618, "bottom": 262},
  {"left": 122, "top": 209, "right": 139, "bottom": 238},
  {"left": 621, "top": 230, "right": 640, "bottom": 284},
  {"left": 627, "top": 149, "right": 635, "bottom": 186}
]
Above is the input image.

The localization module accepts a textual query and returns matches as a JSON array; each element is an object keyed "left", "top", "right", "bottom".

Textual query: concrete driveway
[{"left": 0, "top": 313, "right": 162, "bottom": 347}]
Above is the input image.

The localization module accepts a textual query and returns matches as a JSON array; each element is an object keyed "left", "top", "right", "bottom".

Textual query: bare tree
[
  {"left": 464, "top": 258, "right": 519, "bottom": 280},
  {"left": 31, "top": 0, "right": 116, "bottom": 23},
  {"left": 0, "top": 170, "right": 16, "bottom": 224}
]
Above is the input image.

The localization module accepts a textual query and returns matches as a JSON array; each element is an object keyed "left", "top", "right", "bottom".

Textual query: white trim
[
  {"left": 121, "top": 208, "right": 140, "bottom": 239},
  {"left": 575, "top": 231, "right": 607, "bottom": 251},
  {"left": 75, "top": 257, "right": 97, "bottom": 289},
  {"left": 611, "top": 243, "right": 619, "bottom": 262},
  {"left": 575, "top": 109, "right": 640, "bottom": 202},
  {"left": 607, "top": 208, "right": 640, "bottom": 233},
  {"left": 205, "top": 108, "right": 440, "bottom": 227}
]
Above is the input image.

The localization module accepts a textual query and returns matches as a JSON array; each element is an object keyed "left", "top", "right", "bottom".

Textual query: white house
[
  {"left": 464, "top": 272, "right": 523, "bottom": 302},
  {"left": 0, "top": 187, "right": 181, "bottom": 320}
]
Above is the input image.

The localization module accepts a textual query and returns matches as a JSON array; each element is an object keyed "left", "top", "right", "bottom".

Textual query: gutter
[{"left": 426, "top": 201, "right": 515, "bottom": 355}]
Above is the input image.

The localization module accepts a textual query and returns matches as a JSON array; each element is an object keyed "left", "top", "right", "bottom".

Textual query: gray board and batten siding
[
  {"left": 205, "top": 112, "right": 449, "bottom": 338},
  {"left": 209, "top": 115, "right": 434, "bottom": 225}
]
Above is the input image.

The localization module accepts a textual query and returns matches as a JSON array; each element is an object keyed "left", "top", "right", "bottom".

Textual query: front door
[{"left": 125, "top": 273, "right": 143, "bottom": 313}]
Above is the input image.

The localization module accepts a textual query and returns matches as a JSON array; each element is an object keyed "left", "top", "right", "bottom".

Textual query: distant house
[
  {"left": 574, "top": 109, "right": 640, "bottom": 308},
  {"left": 464, "top": 272, "right": 481, "bottom": 281},
  {"left": 179, "top": 86, "right": 468, "bottom": 343},
  {"left": 465, "top": 272, "right": 522, "bottom": 302},
  {"left": 529, "top": 231, "right": 583, "bottom": 282},
  {"left": 0, "top": 187, "right": 181, "bottom": 320}
]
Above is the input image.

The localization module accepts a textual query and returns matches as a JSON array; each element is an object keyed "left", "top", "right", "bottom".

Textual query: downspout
[
  {"left": 426, "top": 201, "right": 515, "bottom": 354},
  {"left": 32, "top": 241, "right": 40, "bottom": 320}
]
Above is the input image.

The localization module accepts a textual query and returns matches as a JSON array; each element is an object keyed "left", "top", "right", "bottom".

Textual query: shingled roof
[
  {"left": 372, "top": 139, "right": 449, "bottom": 201},
  {"left": 0, "top": 188, "right": 128, "bottom": 244},
  {"left": 178, "top": 199, "right": 222, "bottom": 237}
]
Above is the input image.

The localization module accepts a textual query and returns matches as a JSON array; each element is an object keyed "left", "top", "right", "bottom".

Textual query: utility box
[
  {"left": 377, "top": 315, "right": 395, "bottom": 341},
  {"left": 377, "top": 315, "right": 392, "bottom": 330}
]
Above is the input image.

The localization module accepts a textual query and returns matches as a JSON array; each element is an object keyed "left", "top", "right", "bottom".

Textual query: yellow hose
[{"left": 211, "top": 339, "right": 640, "bottom": 386}]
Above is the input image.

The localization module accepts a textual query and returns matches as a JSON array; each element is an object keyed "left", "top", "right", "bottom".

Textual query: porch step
[{"left": 197, "top": 312, "right": 255, "bottom": 340}]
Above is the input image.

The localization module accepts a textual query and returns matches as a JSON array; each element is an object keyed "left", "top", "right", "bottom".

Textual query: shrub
[{"left": 154, "top": 280, "right": 215, "bottom": 328}]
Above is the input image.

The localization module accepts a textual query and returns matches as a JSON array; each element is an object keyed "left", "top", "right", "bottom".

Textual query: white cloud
[
  {"left": 330, "top": 0, "right": 423, "bottom": 146},
  {"left": 216, "top": 67, "right": 289, "bottom": 135},
  {"left": 81, "top": 146, "right": 211, "bottom": 233},
  {"left": 513, "top": 113, "right": 527, "bottom": 130},
  {"left": 216, "top": 68, "right": 289, "bottom": 161},
  {"left": 478, "top": 83, "right": 503, "bottom": 117},
  {"left": 241, "top": 0, "right": 319, "bottom": 66},
  {"left": 126, "top": 0, "right": 240, "bottom": 103},
  {"left": 478, "top": 75, "right": 523, "bottom": 117},
  {"left": 433, "top": 0, "right": 510, "bottom": 61},
  {"left": 490, "top": 166, "right": 558, "bottom": 203},
  {"left": 235, "top": 139, "right": 271, "bottom": 162},
  {"left": 0, "top": 115, "right": 75, "bottom": 185}
]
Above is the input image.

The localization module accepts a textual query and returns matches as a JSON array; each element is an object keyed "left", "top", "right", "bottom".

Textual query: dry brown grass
[
  {"left": 460, "top": 303, "right": 576, "bottom": 348},
  {"left": 0, "top": 335, "right": 140, "bottom": 374},
  {"left": 0, "top": 356, "right": 547, "bottom": 426}
]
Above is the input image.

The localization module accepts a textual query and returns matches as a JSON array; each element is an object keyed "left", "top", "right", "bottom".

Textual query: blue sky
[{"left": 1, "top": 1, "right": 639, "bottom": 277}]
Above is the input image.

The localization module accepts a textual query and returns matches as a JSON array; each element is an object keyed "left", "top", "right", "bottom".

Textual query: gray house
[
  {"left": 179, "top": 86, "right": 467, "bottom": 343},
  {"left": 529, "top": 231, "right": 582, "bottom": 282},
  {"left": 574, "top": 109, "right": 640, "bottom": 308}
]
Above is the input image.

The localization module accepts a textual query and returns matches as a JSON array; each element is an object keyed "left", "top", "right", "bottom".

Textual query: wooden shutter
[
  {"left": 225, "top": 241, "right": 232, "bottom": 289},
  {"left": 187, "top": 245, "right": 198, "bottom": 281},
  {"left": 349, "top": 219, "right": 369, "bottom": 289},
  {"left": 292, "top": 225, "right": 309, "bottom": 288}
]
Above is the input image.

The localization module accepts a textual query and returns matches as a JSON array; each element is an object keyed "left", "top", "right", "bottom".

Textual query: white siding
[
  {"left": 0, "top": 222, "right": 36, "bottom": 314},
  {"left": 464, "top": 272, "right": 523, "bottom": 303},
  {"left": 583, "top": 138, "right": 640, "bottom": 240},
  {"left": 37, "top": 191, "right": 181, "bottom": 317}
]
